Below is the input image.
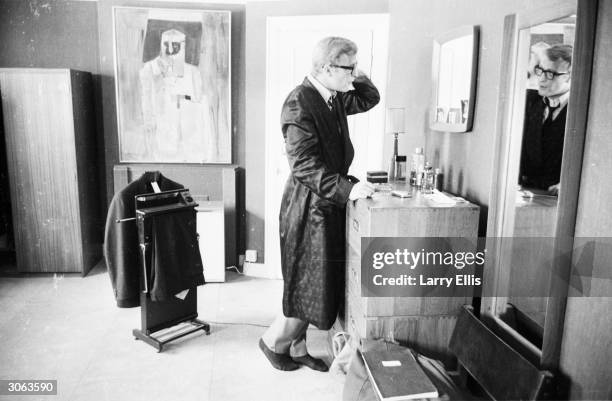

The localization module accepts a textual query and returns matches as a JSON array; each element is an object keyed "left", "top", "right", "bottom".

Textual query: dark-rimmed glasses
[
  {"left": 534, "top": 65, "right": 570, "bottom": 80},
  {"left": 330, "top": 64, "right": 356, "bottom": 74}
]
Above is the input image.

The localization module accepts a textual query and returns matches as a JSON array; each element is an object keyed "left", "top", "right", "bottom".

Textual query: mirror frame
[
  {"left": 430, "top": 25, "right": 480, "bottom": 133},
  {"left": 482, "top": 0, "right": 598, "bottom": 371}
]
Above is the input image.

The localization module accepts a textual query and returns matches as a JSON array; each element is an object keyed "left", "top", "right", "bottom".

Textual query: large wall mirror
[{"left": 483, "top": 0, "right": 597, "bottom": 372}]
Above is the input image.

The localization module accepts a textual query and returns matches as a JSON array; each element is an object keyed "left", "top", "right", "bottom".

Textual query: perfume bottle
[
  {"left": 394, "top": 156, "right": 407, "bottom": 181},
  {"left": 411, "top": 147, "right": 425, "bottom": 188},
  {"left": 434, "top": 168, "right": 443, "bottom": 191},
  {"left": 422, "top": 163, "right": 435, "bottom": 194}
]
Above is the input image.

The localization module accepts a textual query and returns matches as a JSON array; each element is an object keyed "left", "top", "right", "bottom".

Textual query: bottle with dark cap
[{"left": 395, "top": 155, "right": 407, "bottom": 182}]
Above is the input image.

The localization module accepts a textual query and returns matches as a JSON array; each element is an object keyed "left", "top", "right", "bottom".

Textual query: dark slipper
[
  {"left": 258, "top": 338, "right": 299, "bottom": 371},
  {"left": 292, "top": 354, "right": 329, "bottom": 372}
]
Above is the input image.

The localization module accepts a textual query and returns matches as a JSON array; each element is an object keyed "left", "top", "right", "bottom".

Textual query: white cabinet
[{"left": 196, "top": 201, "right": 225, "bottom": 282}]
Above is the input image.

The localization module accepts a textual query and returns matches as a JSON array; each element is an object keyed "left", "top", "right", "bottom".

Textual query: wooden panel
[
  {"left": 0, "top": 69, "right": 83, "bottom": 272},
  {"left": 345, "top": 190, "right": 479, "bottom": 361},
  {"left": 480, "top": 12, "right": 519, "bottom": 320},
  {"left": 70, "top": 70, "right": 102, "bottom": 276},
  {"left": 363, "top": 193, "right": 479, "bottom": 238},
  {"left": 559, "top": 2, "right": 612, "bottom": 398},
  {"left": 450, "top": 306, "right": 553, "bottom": 401},
  {"left": 543, "top": 0, "right": 599, "bottom": 370},
  {"left": 561, "top": 298, "right": 612, "bottom": 399}
]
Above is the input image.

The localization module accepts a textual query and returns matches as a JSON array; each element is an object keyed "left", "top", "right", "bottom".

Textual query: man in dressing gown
[{"left": 259, "top": 37, "right": 380, "bottom": 371}]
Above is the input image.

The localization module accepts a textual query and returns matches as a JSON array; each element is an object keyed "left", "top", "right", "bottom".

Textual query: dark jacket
[
  {"left": 519, "top": 89, "right": 567, "bottom": 189},
  {"left": 104, "top": 171, "right": 183, "bottom": 307},
  {"left": 280, "top": 75, "right": 380, "bottom": 329},
  {"left": 149, "top": 208, "right": 204, "bottom": 302}
]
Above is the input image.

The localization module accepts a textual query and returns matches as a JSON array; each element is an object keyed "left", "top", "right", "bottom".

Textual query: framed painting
[{"left": 113, "top": 7, "right": 231, "bottom": 163}]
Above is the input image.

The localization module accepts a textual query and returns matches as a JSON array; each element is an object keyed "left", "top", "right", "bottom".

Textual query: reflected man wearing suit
[{"left": 520, "top": 44, "right": 573, "bottom": 195}]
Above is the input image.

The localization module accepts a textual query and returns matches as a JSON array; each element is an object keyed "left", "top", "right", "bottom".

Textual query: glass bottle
[
  {"left": 434, "top": 168, "right": 443, "bottom": 191},
  {"left": 422, "top": 163, "right": 435, "bottom": 194},
  {"left": 411, "top": 147, "right": 425, "bottom": 188},
  {"left": 394, "top": 155, "right": 407, "bottom": 181}
]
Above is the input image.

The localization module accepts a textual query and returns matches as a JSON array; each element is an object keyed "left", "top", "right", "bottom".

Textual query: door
[{"left": 265, "top": 14, "right": 389, "bottom": 278}]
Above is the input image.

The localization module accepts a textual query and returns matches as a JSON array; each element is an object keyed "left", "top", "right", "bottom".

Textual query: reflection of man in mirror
[
  {"left": 139, "top": 28, "right": 205, "bottom": 160},
  {"left": 526, "top": 42, "right": 551, "bottom": 90},
  {"left": 519, "top": 44, "right": 572, "bottom": 195}
]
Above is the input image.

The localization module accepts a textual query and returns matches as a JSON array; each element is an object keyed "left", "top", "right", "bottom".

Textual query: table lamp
[{"left": 386, "top": 107, "right": 406, "bottom": 181}]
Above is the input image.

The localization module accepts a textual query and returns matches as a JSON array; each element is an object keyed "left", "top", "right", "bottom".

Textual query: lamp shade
[{"left": 386, "top": 107, "right": 405, "bottom": 134}]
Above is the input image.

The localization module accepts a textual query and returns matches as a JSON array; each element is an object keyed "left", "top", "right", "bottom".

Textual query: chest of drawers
[{"left": 344, "top": 190, "right": 479, "bottom": 362}]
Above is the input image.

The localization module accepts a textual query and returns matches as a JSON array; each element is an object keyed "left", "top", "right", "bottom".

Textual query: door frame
[{"left": 264, "top": 14, "right": 390, "bottom": 279}]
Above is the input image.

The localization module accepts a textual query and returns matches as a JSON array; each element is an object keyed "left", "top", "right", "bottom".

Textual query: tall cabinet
[{"left": 0, "top": 69, "right": 100, "bottom": 274}]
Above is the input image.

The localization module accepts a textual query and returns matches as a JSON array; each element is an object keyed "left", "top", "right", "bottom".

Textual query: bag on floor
[{"left": 330, "top": 331, "right": 354, "bottom": 374}]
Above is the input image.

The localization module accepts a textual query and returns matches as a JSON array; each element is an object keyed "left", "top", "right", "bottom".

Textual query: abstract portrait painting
[{"left": 113, "top": 7, "right": 231, "bottom": 163}]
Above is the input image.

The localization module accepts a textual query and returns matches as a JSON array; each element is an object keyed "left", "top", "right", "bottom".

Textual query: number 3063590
[{"left": 1, "top": 380, "right": 57, "bottom": 395}]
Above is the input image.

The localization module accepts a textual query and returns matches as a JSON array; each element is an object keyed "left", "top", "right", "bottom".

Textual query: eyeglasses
[
  {"left": 534, "top": 65, "right": 570, "bottom": 80},
  {"left": 329, "top": 64, "right": 356, "bottom": 74}
]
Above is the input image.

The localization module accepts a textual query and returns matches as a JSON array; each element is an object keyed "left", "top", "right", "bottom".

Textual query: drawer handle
[{"left": 352, "top": 218, "right": 360, "bottom": 232}]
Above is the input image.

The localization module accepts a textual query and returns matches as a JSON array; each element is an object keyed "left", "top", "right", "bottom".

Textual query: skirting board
[{"left": 243, "top": 262, "right": 280, "bottom": 280}]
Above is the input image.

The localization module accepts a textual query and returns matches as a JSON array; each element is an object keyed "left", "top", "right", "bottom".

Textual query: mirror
[
  {"left": 430, "top": 26, "right": 479, "bottom": 132},
  {"left": 506, "top": 15, "right": 577, "bottom": 337},
  {"left": 483, "top": 0, "right": 597, "bottom": 371}
]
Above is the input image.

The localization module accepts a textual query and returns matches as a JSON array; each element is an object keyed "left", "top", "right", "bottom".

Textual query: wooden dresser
[
  {"left": 0, "top": 69, "right": 100, "bottom": 274},
  {"left": 344, "top": 189, "right": 479, "bottom": 362}
]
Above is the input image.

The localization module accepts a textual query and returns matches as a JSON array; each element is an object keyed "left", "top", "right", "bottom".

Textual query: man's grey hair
[
  {"left": 311, "top": 37, "right": 358, "bottom": 75},
  {"left": 546, "top": 44, "right": 573, "bottom": 68}
]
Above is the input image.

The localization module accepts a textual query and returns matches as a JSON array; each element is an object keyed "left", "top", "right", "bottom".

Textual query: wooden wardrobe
[{"left": 0, "top": 68, "right": 100, "bottom": 274}]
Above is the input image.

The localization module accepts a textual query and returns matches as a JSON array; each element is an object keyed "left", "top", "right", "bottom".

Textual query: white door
[{"left": 265, "top": 14, "right": 389, "bottom": 278}]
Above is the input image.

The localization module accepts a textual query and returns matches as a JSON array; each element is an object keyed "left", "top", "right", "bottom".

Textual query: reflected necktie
[
  {"left": 544, "top": 104, "right": 559, "bottom": 124},
  {"left": 543, "top": 97, "right": 560, "bottom": 124}
]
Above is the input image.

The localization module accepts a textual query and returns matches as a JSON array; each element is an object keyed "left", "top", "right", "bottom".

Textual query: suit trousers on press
[{"left": 262, "top": 314, "right": 309, "bottom": 357}]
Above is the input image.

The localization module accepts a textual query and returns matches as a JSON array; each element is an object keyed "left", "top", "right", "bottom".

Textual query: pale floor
[{"left": 0, "top": 262, "right": 345, "bottom": 401}]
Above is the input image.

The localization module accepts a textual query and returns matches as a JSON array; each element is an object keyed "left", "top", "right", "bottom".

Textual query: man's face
[
  {"left": 322, "top": 53, "right": 357, "bottom": 93},
  {"left": 536, "top": 54, "right": 571, "bottom": 98},
  {"left": 164, "top": 40, "right": 182, "bottom": 56}
]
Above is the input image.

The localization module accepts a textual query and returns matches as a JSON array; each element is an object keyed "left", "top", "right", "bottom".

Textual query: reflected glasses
[
  {"left": 330, "top": 64, "right": 356, "bottom": 74},
  {"left": 534, "top": 65, "right": 570, "bottom": 80}
]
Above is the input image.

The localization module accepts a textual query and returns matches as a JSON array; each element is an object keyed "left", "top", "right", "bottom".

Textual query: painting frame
[{"left": 112, "top": 6, "right": 232, "bottom": 163}]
